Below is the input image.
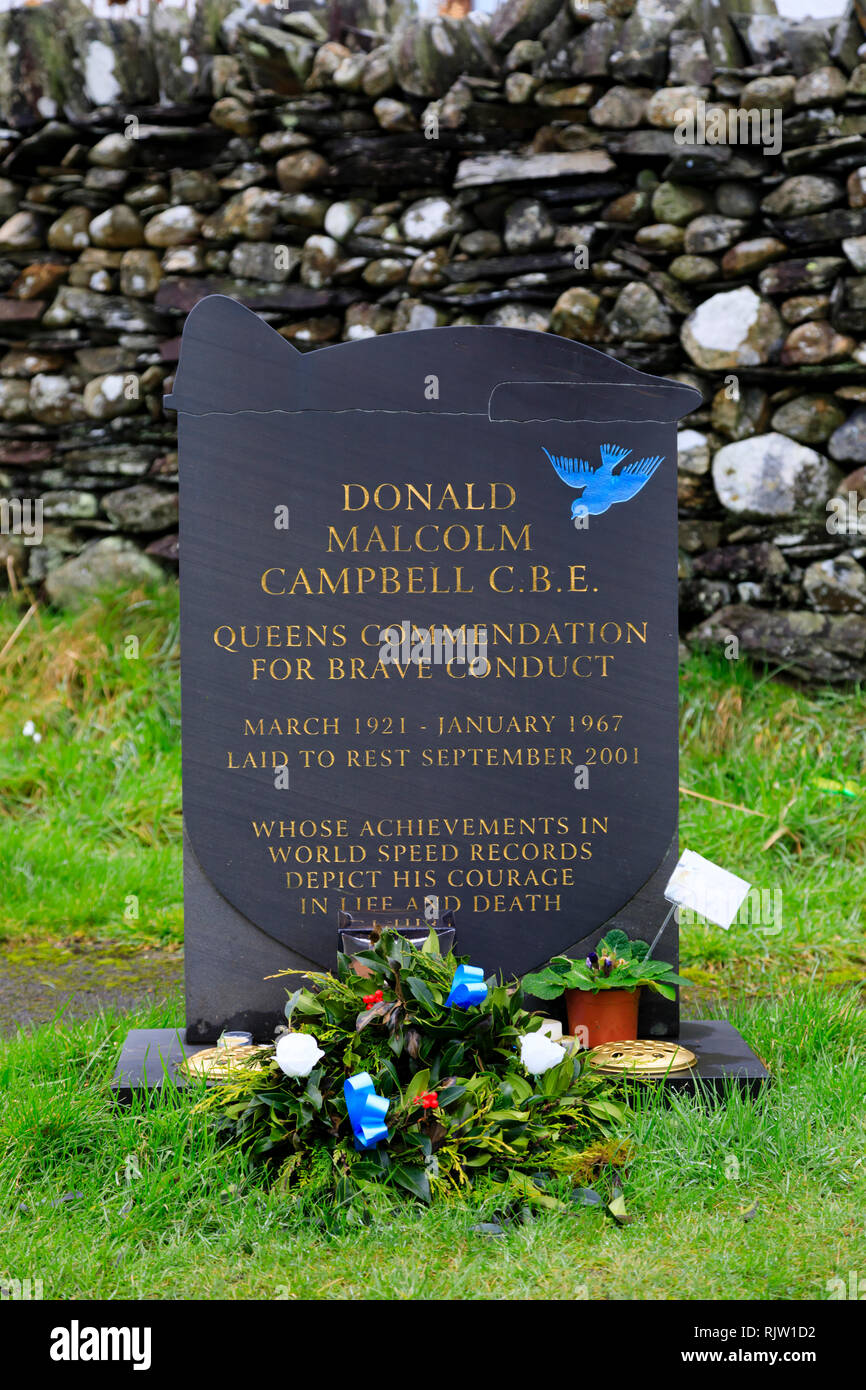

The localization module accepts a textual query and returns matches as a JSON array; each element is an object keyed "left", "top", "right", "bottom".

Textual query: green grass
[
  {"left": 677, "top": 651, "right": 866, "bottom": 996},
  {"left": 0, "top": 588, "right": 182, "bottom": 943},
  {"left": 0, "top": 986, "right": 861, "bottom": 1300},
  {"left": 0, "top": 588, "right": 864, "bottom": 1299}
]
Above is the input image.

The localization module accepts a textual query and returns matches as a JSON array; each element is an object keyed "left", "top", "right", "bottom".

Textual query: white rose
[
  {"left": 520, "top": 1031, "right": 565, "bottom": 1076},
  {"left": 275, "top": 1032, "right": 324, "bottom": 1078}
]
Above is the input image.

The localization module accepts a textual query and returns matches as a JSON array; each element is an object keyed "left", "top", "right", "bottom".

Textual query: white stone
[
  {"left": 84, "top": 41, "right": 122, "bottom": 106},
  {"left": 842, "top": 236, "right": 866, "bottom": 272},
  {"left": 677, "top": 429, "right": 711, "bottom": 474},
  {"left": 324, "top": 200, "right": 364, "bottom": 241},
  {"left": 400, "top": 196, "right": 459, "bottom": 248},
  {"left": 712, "top": 432, "right": 842, "bottom": 518},
  {"left": 688, "top": 285, "right": 760, "bottom": 353}
]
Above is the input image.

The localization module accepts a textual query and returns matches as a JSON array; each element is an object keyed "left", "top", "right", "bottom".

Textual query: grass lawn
[
  {"left": 0, "top": 988, "right": 861, "bottom": 1300},
  {"left": 0, "top": 587, "right": 864, "bottom": 1299}
]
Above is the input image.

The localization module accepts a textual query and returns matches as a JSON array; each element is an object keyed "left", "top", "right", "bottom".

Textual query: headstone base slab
[{"left": 111, "top": 1020, "right": 769, "bottom": 1103}]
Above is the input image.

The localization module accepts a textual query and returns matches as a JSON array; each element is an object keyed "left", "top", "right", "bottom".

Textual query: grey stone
[
  {"left": 677, "top": 428, "right": 711, "bottom": 475},
  {"left": 550, "top": 286, "right": 601, "bottom": 339},
  {"left": 761, "top": 175, "right": 843, "bottom": 217},
  {"left": 43, "top": 286, "right": 163, "bottom": 333},
  {"left": 610, "top": 0, "right": 695, "bottom": 84},
  {"left": 651, "top": 181, "right": 712, "bottom": 226},
  {"left": 683, "top": 215, "right": 747, "bottom": 255},
  {"left": 88, "top": 133, "right": 135, "bottom": 169},
  {"left": 119, "top": 248, "right": 162, "bottom": 298},
  {"left": 503, "top": 197, "right": 555, "bottom": 252},
  {"left": 608, "top": 282, "right": 672, "bottom": 341},
  {"left": 804, "top": 554, "right": 866, "bottom": 613},
  {"left": 771, "top": 395, "right": 847, "bottom": 446},
  {"left": 41, "top": 489, "right": 98, "bottom": 521},
  {"left": 454, "top": 149, "right": 614, "bottom": 188},
  {"left": 689, "top": 605, "right": 866, "bottom": 683},
  {"left": 29, "top": 373, "right": 84, "bottom": 425},
  {"left": 483, "top": 302, "right": 550, "bottom": 331},
  {"left": 101, "top": 484, "right": 178, "bottom": 533},
  {"left": 712, "top": 433, "right": 842, "bottom": 519},
  {"left": 828, "top": 406, "right": 866, "bottom": 464},
  {"left": 201, "top": 188, "right": 281, "bottom": 242},
  {"left": 300, "top": 234, "right": 340, "bottom": 288},
  {"left": 362, "top": 257, "right": 407, "bottom": 287},
  {"left": 489, "top": 0, "right": 562, "bottom": 48},
  {"left": 794, "top": 66, "right": 847, "bottom": 106},
  {"left": 682, "top": 287, "right": 784, "bottom": 370},
  {"left": 588, "top": 84, "right": 650, "bottom": 129},
  {"left": 0, "top": 210, "right": 44, "bottom": 250},
  {"left": 389, "top": 17, "right": 497, "bottom": 99},
  {"left": 669, "top": 254, "right": 718, "bottom": 282},
  {"left": 88, "top": 205, "right": 144, "bottom": 250},
  {"left": 715, "top": 182, "right": 759, "bottom": 219},
  {"left": 45, "top": 537, "right": 166, "bottom": 608},
  {"left": 400, "top": 196, "right": 464, "bottom": 248},
  {"left": 229, "top": 241, "right": 300, "bottom": 283},
  {"left": 83, "top": 371, "right": 141, "bottom": 420}
]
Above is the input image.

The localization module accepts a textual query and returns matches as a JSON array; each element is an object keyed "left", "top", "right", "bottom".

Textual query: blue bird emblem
[{"left": 542, "top": 442, "right": 665, "bottom": 518}]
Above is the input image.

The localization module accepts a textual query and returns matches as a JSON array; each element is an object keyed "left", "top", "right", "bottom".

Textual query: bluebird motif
[{"left": 542, "top": 442, "right": 665, "bottom": 518}]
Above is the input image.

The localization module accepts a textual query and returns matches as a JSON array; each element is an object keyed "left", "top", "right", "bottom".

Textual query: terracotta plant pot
[{"left": 566, "top": 987, "right": 641, "bottom": 1048}]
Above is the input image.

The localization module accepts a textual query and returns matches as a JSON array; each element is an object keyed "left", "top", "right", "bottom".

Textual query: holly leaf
[
  {"left": 403, "top": 1069, "right": 431, "bottom": 1108},
  {"left": 391, "top": 1164, "right": 431, "bottom": 1204},
  {"left": 355, "top": 1000, "right": 394, "bottom": 1032},
  {"left": 405, "top": 976, "right": 438, "bottom": 1008}
]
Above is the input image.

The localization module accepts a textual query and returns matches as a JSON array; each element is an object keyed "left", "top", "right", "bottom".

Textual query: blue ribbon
[
  {"left": 445, "top": 964, "right": 488, "bottom": 1009},
  {"left": 344, "top": 1073, "right": 390, "bottom": 1150}
]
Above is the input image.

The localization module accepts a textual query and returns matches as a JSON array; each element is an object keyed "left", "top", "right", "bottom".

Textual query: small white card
[{"left": 663, "top": 850, "right": 751, "bottom": 930}]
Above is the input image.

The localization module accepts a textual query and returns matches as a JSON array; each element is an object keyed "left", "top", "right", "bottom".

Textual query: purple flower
[
  {"left": 586, "top": 952, "right": 598, "bottom": 970},
  {"left": 602, "top": 956, "right": 613, "bottom": 977}
]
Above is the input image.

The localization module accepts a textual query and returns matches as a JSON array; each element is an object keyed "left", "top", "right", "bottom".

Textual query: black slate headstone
[{"left": 166, "top": 297, "right": 701, "bottom": 1041}]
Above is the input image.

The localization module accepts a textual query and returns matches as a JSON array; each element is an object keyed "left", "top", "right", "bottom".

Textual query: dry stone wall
[{"left": 3, "top": 0, "right": 866, "bottom": 678}]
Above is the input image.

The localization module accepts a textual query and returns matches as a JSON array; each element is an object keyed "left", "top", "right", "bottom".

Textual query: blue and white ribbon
[
  {"left": 445, "top": 964, "right": 488, "bottom": 1009},
  {"left": 344, "top": 1072, "right": 390, "bottom": 1150}
]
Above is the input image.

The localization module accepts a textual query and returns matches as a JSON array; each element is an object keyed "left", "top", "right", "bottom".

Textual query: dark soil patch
[{"left": 0, "top": 939, "right": 182, "bottom": 1034}]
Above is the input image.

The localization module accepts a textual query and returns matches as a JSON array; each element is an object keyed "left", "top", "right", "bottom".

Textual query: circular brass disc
[
  {"left": 180, "top": 1044, "right": 268, "bottom": 1080},
  {"left": 586, "top": 1039, "right": 697, "bottom": 1077}
]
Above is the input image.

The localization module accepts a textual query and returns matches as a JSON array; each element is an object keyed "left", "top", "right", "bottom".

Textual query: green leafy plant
[
  {"left": 523, "top": 928, "right": 690, "bottom": 1001},
  {"left": 196, "top": 928, "right": 627, "bottom": 1218}
]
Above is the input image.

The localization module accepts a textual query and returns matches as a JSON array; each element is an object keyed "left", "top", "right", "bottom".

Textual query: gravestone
[{"left": 167, "top": 296, "right": 701, "bottom": 1043}]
